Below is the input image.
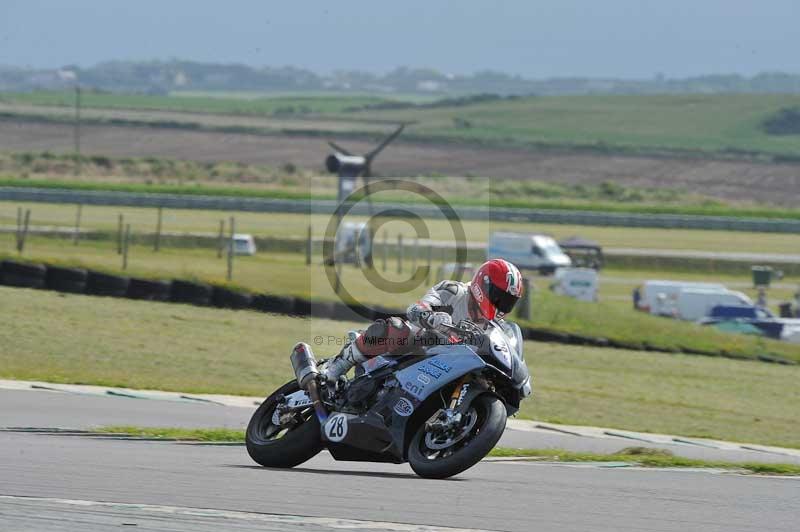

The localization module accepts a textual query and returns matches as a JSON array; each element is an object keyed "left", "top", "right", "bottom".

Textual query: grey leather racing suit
[{"left": 406, "top": 280, "right": 479, "bottom": 329}]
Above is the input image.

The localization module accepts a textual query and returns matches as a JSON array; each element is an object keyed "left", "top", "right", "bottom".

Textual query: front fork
[
  {"left": 426, "top": 376, "right": 471, "bottom": 432},
  {"left": 449, "top": 376, "right": 470, "bottom": 409}
]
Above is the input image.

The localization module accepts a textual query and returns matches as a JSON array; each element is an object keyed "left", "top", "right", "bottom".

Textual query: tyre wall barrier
[
  {"left": 45, "top": 266, "right": 88, "bottom": 294},
  {"left": 0, "top": 260, "right": 46, "bottom": 288},
  {"left": 250, "top": 293, "right": 295, "bottom": 314},
  {"left": 211, "top": 285, "right": 253, "bottom": 309},
  {"left": 171, "top": 279, "right": 213, "bottom": 306},
  {"left": 86, "top": 271, "right": 130, "bottom": 297},
  {"left": 126, "top": 278, "right": 172, "bottom": 301}
]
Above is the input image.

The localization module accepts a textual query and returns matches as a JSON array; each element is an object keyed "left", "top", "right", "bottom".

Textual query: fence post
[
  {"left": 226, "top": 216, "right": 235, "bottom": 281},
  {"left": 412, "top": 237, "right": 419, "bottom": 273},
  {"left": 73, "top": 204, "right": 82, "bottom": 246},
  {"left": 334, "top": 259, "right": 342, "bottom": 295},
  {"left": 117, "top": 214, "right": 124, "bottom": 254},
  {"left": 154, "top": 206, "right": 163, "bottom": 252},
  {"left": 517, "top": 278, "right": 531, "bottom": 321},
  {"left": 382, "top": 231, "right": 388, "bottom": 272},
  {"left": 397, "top": 234, "right": 403, "bottom": 274},
  {"left": 305, "top": 225, "right": 312, "bottom": 266},
  {"left": 217, "top": 219, "right": 225, "bottom": 259},
  {"left": 122, "top": 224, "right": 131, "bottom": 270},
  {"left": 15, "top": 207, "right": 21, "bottom": 250},
  {"left": 426, "top": 244, "right": 432, "bottom": 284},
  {"left": 17, "top": 209, "right": 30, "bottom": 254}
]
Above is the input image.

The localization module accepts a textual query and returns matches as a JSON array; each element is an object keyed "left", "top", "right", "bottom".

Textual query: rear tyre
[
  {"left": 246, "top": 380, "right": 323, "bottom": 468},
  {"left": 408, "top": 394, "right": 506, "bottom": 479}
]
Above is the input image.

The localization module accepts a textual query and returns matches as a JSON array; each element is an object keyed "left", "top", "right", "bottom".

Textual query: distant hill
[{"left": 2, "top": 60, "right": 800, "bottom": 96}]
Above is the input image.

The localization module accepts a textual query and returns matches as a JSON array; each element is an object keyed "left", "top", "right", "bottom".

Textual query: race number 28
[{"left": 325, "top": 414, "right": 348, "bottom": 442}]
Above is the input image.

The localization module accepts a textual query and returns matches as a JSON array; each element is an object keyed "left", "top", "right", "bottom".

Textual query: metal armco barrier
[{"left": 3, "top": 186, "right": 800, "bottom": 233}]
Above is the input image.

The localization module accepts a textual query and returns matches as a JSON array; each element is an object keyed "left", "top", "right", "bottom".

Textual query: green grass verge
[
  {"left": 99, "top": 426, "right": 245, "bottom": 442},
  {"left": 489, "top": 447, "right": 800, "bottom": 475},
  {"left": 90, "top": 427, "right": 800, "bottom": 475},
  {"left": 2, "top": 286, "right": 800, "bottom": 447},
  {"left": 3, "top": 235, "right": 799, "bottom": 364}
]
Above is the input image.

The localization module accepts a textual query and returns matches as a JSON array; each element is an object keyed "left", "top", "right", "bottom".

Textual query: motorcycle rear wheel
[
  {"left": 408, "top": 394, "right": 506, "bottom": 479},
  {"left": 246, "top": 380, "right": 322, "bottom": 468}
]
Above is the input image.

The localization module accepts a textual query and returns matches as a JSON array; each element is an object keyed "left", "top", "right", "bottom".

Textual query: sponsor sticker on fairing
[{"left": 393, "top": 397, "right": 414, "bottom": 417}]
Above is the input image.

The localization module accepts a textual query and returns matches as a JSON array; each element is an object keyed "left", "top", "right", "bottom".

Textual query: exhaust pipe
[{"left": 289, "top": 342, "right": 328, "bottom": 424}]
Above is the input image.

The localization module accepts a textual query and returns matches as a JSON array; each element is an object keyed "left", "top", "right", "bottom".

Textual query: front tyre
[
  {"left": 408, "top": 394, "right": 506, "bottom": 479},
  {"left": 246, "top": 380, "right": 322, "bottom": 468}
]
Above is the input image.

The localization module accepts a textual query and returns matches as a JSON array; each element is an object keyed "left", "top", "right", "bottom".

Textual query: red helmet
[{"left": 469, "top": 259, "right": 524, "bottom": 320}]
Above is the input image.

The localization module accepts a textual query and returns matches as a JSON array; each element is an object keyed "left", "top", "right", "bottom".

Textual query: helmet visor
[{"left": 487, "top": 284, "right": 519, "bottom": 314}]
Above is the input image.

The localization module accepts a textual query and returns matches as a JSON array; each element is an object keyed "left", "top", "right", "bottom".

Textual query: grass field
[
  {"left": 350, "top": 93, "right": 800, "bottom": 158},
  {"left": 3, "top": 234, "right": 800, "bottom": 363},
  {"left": 0, "top": 91, "right": 392, "bottom": 116},
  {"left": 2, "top": 286, "right": 798, "bottom": 447},
  {"left": 3, "top": 200, "right": 800, "bottom": 255},
  {"left": 4, "top": 91, "right": 800, "bottom": 159}
]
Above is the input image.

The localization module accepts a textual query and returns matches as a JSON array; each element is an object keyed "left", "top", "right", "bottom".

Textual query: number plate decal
[{"left": 325, "top": 413, "right": 349, "bottom": 442}]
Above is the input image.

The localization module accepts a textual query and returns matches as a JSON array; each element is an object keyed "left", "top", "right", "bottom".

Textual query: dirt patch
[{"left": 1, "top": 120, "right": 798, "bottom": 205}]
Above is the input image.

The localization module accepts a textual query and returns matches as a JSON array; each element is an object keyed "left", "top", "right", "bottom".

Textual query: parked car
[
  {"left": 558, "top": 236, "right": 604, "bottom": 270},
  {"left": 487, "top": 232, "right": 571, "bottom": 275},
  {"left": 232, "top": 234, "right": 257, "bottom": 255}
]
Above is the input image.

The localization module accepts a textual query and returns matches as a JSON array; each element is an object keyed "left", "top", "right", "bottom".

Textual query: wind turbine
[{"left": 325, "top": 124, "right": 405, "bottom": 213}]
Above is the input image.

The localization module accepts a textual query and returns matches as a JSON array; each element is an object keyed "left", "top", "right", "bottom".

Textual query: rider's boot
[{"left": 321, "top": 341, "right": 368, "bottom": 383}]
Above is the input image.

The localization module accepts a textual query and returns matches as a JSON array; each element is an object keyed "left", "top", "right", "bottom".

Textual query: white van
[
  {"left": 551, "top": 267, "right": 598, "bottom": 302},
  {"left": 487, "top": 232, "right": 571, "bottom": 274},
  {"left": 636, "top": 280, "right": 726, "bottom": 316},
  {"left": 676, "top": 289, "right": 753, "bottom": 322},
  {"left": 232, "top": 234, "right": 257, "bottom": 255},
  {"left": 334, "top": 222, "right": 373, "bottom": 264}
]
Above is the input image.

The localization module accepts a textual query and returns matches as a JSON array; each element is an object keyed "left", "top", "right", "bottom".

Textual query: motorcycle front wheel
[
  {"left": 408, "top": 393, "right": 506, "bottom": 479},
  {"left": 246, "top": 380, "right": 322, "bottom": 468}
]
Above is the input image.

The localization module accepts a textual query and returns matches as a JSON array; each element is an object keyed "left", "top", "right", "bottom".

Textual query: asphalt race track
[{"left": 1, "top": 389, "right": 798, "bottom": 531}]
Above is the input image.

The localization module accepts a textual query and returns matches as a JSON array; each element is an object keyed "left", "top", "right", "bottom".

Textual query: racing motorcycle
[{"left": 246, "top": 319, "right": 532, "bottom": 479}]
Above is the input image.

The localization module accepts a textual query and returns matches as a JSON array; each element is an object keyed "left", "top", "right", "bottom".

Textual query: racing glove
[{"left": 425, "top": 311, "right": 453, "bottom": 331}]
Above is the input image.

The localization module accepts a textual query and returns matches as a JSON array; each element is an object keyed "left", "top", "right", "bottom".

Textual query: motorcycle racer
[{"left": 321, "top": 259, "right": 524, "bottom": 382}]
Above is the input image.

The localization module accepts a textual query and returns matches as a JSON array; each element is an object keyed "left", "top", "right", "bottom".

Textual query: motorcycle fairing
[
  {"left": 323, "top": 349, "right": 486, "bottom": 463},
  {"left": 393, "top": 349, "right": 485, "bottom": 403}
]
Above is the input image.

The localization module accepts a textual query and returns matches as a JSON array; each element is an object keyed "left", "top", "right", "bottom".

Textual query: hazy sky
[{"left": 2, "top": 1, "right": 798, "bottom": 78}]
